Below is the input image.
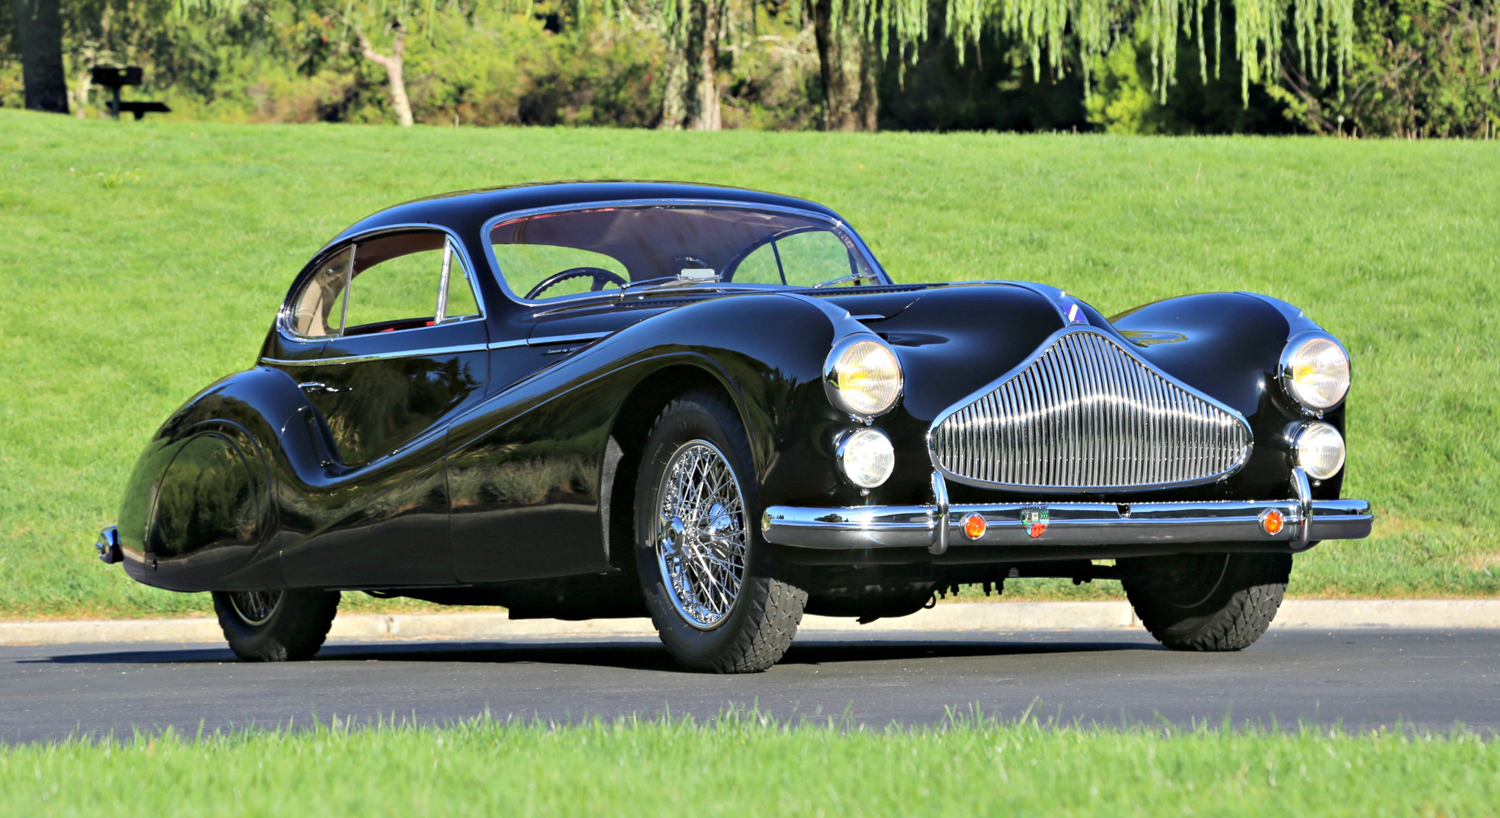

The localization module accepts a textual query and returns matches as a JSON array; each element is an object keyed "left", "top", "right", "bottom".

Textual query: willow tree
[
  {"left": 944, "top": 0, "right": 1355, "bottom": 103},
  {"left": 654, "top": 0, "right": 724, "bottom": 129},
  {"left": 798, "top": 0, "right": 1354, "bottom": 131}
]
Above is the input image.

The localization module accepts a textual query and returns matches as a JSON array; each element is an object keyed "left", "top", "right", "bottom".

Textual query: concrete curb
[{"left": 3, "top": 599, "right": 1499, "bottom": 646}]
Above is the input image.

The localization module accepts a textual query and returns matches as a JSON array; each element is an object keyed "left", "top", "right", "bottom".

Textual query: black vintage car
[{"left": 98, "top": 182, "right": 1372, "bottom": 672}]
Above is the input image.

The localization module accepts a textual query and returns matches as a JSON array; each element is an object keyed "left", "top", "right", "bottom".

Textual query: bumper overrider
[{"left": 762, "top": 468, "right": 1373, "bottom": 556}]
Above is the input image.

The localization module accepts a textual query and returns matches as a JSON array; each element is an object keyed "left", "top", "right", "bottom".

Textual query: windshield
[{"left": 488, "top": 205, "right": 883, "bottom": 301}]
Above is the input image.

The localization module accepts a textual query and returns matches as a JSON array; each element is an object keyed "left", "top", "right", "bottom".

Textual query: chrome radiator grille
[{"left": 930, "top": 330, "right": 1252, "bottom": 491}]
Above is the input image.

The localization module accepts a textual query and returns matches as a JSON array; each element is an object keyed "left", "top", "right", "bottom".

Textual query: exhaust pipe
[{"left": 96, "top": 526, "right": 122, "bottom": 565}]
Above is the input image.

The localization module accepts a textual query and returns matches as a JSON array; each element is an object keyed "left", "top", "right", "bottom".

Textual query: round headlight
[
  {"left": 1294, "top": 422, "right": 1346, "bottom": 480},
  {"left": 825, "top": 337, "right": 903, "bottom": 419},
  {"left": 837, "top": 428, "right": 895, "bottom": 488},
  {"left": 1281, "top": 334, "right": 1350, "bottom": 411}
]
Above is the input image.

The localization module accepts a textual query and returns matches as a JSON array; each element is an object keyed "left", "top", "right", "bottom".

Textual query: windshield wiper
[
  {"left": 813, "top": 270, "right": 882, "bottom": 289},
  {"left": 619, "top": 274, "right": 724, "bottom": 297}
]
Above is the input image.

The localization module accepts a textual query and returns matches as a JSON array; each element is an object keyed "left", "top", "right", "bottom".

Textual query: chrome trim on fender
[{"left": 762, "top": 494, "right": 1373, "bottom": 551}]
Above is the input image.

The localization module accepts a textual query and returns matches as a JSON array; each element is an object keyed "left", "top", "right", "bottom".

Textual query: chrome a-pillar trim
[{"left": 1292, "top": 467, "right": 1314, "bottom": 551}]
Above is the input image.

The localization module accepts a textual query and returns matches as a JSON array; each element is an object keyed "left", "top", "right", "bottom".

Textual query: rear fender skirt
[{"left": 119, "top": 367, "right": 309, "bottom": 591}]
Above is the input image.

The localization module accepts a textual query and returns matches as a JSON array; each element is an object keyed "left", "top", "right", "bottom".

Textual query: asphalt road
[{"left": 3, "top": 629, "right": 1497, "bottom": 743}]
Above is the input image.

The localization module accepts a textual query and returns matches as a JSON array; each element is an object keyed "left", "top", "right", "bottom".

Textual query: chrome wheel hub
[
  {"left": 228, "top": 590, "right": 284, "bottom": 626},
  {"left": 654, "top": 440, "right": 748, "bottom": 629}
]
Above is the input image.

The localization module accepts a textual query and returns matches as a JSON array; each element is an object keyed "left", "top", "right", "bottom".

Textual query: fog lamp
[
  {"left": 1294, "top": 422, "right": 1346, "bottom": 480},
  {"left": 837, "top": 427, "right": 895, "bottom": 489}
]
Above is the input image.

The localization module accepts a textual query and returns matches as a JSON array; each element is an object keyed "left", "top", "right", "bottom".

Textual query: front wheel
[
  {"left": 211, "top": 589, "right": 341, "bottom": 661},
  {"left": 1122, "top": 552, "right": 1292, "bottom": 651},
  {"left": 634, "top": 391, "right": 806, "bottom": 673}
]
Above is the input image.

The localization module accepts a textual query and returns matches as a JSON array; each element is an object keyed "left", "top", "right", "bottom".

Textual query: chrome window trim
[
  {"left": 277, "top": 223, "right": 489, "bottom": 347},
  {"left": 925, "top": 326, "right": 1255, "bottom": 493},
  {"left": 478, "top": 198, "right": 891, "bottom": 309}
]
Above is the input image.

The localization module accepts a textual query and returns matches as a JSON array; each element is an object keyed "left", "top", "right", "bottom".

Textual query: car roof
[{"left": 332, "top": 181, "right": 845, "bottom": 243}]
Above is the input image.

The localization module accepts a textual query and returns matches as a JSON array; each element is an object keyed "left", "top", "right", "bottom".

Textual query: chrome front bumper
[{"left": 761, "top": 469, "right": 1373, "bottom": 555}]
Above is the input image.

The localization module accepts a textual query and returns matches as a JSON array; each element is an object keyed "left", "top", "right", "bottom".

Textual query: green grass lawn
[
  {"left": 2, "top": 714, "right": 1494, "bottom": 816},
  {"left": 0, "top": 111, "right": 1496, "bottom": 619}
]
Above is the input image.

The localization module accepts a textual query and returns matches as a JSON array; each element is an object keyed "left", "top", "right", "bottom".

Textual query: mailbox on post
[{"left": 90, "top": 66, "right": 171, "bottom": 121}]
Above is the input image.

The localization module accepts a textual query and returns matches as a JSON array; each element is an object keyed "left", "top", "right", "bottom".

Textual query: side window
[
  {"left": 492, "top": 245, "right": 629, "bottom": 300},
  {"left": 286, "top": 233, "right": 484, "bottom": 339},
  {"left": 776, "top": 230, "right": 855, "bottom": 287},
  {"left": 289, "top": 246, "right": 353, "bottom": 338},
  {"left": 441, "top": 247, "right": 482, "bottom": 321},
  {"left": 343, "top": 233, "right": 446, "bottom": 333}
]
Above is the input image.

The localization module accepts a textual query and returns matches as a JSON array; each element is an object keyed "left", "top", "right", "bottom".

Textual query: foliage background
[{"left": 0, "top": 0, "right": 1495, "bottom": 135}]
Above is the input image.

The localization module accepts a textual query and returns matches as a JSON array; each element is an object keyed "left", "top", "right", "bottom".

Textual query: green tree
[{"left": 10, "top": 0, "right": 69, "bottom": 111}]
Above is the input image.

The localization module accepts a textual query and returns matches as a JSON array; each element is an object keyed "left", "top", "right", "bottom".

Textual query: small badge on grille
[{"left": 1022, "top": 506, "right": 1050, "bottom": 538}]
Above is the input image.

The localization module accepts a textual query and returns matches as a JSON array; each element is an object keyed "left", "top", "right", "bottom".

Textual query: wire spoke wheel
[
  {"left": 227, "top": 590, "right": 284, "bottom": 626},
  {"left": 653, "top": 439, "right": 748, "bottom": 629}
]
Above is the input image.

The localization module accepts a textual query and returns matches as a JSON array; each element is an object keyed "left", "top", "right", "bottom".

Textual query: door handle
[{"left": 298, "top": 382, "right": 352, "bottom": 395}]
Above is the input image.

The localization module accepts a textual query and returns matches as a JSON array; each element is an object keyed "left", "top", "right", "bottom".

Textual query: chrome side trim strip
[
  {"left": 261, "top": 342, "right": 490, "bottom": 368},
  {"left": 762, "top": 496, "right": 1373, "bottom": 551},
  {"left": 486, "top": 332, "right": 612, "bottom": 352},
  {"left": 527, "top": 332, "right": 610, "bottom": 346}
]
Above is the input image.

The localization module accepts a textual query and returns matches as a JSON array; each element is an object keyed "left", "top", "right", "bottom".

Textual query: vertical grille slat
[{"left": 931, "top": 330, "right": 1252, "bottom": 491}]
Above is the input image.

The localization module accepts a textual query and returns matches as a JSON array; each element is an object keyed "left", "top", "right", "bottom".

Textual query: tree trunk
[
  {"left": 9, "top": 0, "right": 70, "bottom": 114},
  {"left": 357, "top": 21, "right": 414, "bottom": 127},
  {"left": 812, "top": 0, "right": 879, "bottom": 131},
  {"left": 659, "top": 0, "right": 722, "bottom": 130}
]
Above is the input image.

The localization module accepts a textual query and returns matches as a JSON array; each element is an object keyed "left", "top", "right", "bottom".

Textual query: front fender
[{"left": 1112, "top": 292, "right": 1347, "bottom": 500}]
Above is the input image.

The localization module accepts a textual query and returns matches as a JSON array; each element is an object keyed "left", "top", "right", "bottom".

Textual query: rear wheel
[
  {"left": 212, "top": 589, "right": 341, "bottom": 662},
  {"left": 634, "top": 391, "right": 806, "bottom": 673},
  {"left": 1122, "top": 553, "right": 1292, "bottom": 651}
]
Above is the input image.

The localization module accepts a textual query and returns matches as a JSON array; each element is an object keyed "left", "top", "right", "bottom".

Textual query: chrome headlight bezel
[
  {"left": 1279, "top": 331, "right": 1351, "bottom": 414},
  {"left": 823, "top": 335, "right": 903, "bottom": 421}
]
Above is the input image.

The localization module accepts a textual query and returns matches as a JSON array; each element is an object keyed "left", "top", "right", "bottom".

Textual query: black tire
[
  {"left": 1122, "top": 552, "right": 1292, "bottom": 651},
  {"left": 634, "top": 390, "right": 806, "bottom": 673},
  {"left": 211, "top": 589, "right": 341, "bottom": 662}
]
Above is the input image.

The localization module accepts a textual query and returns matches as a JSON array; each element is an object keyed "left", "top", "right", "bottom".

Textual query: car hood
[{"left": 817, "top": 283, "right": 1073, "bottom": 423}]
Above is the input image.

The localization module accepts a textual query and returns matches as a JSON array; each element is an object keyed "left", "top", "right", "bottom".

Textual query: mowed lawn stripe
[{"left": 1, "top": 716, "right": 1495, "bottom": 816}]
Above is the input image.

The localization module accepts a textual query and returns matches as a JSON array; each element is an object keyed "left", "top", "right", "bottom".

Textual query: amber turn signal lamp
[
  {"left": 1260, "top": 509, "right": 1286, "bottom": 536},
  {"left": 962, "top": 513, "right": 987, "bottom": 541}
]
